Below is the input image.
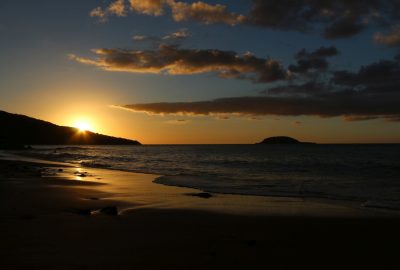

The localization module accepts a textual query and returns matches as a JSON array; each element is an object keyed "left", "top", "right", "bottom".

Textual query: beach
[{"left": 1, "top": 155, "right": 399, "bottom": 269}]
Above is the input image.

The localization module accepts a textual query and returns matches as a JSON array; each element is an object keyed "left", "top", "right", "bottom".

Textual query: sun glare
[{"left": 74, "top": 119, "right": 93, "bottom": 132}]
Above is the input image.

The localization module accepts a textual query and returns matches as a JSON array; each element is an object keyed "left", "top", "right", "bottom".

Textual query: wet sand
[{"left": 0, "top": 157, "right": 399, "bottom": 269}]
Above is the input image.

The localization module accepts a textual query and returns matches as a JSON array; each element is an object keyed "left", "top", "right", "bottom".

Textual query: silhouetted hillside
[
  {"left": 257, "top": 136, "right": 315, "bottom": 144},
  {"left": 0, "top": 110, "right": 141, "bottom": 148}
]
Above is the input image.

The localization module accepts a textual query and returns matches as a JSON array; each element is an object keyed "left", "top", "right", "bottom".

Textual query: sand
[{"left": 0, "top": 156, "right": 399, "bottom": 269}]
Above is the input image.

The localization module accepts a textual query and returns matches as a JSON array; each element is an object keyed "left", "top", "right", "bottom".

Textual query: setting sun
[{"left": 73, "top": 119, "right": 93, "bottom": 132}]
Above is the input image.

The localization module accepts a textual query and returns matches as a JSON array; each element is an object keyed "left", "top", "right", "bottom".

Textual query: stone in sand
[
  {"left": 76, "top": 209, "right": 92, "bottom": 216},
  {"left": 187, "top": 192, "right": 213, "bottom": 199},
  {"left": 100, "top": 206, "right": 118, "bottom": 216}
]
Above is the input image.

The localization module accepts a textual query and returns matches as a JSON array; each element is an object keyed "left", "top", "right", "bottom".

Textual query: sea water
[{"left": 17, "top": 144, "right": 400, "bottom": 209}]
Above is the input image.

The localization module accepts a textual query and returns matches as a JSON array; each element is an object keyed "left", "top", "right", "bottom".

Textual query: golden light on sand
[{"left": 73, "top": 119, "right": 93, "bottom": 132}]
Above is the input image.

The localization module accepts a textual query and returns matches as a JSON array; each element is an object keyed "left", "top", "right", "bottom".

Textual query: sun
[{"left": 73, "top": 119, "right": 93, "bottom": 132}]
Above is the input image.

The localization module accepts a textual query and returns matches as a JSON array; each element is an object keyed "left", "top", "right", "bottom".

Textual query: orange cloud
[
  {"left": 374, "top": 26, "right": 400, "bottom": 47},
  {"left": 71, "top": 44, "right": 287, "bottom": 82},
  {"left": 129, "top": 0, "right": 164, "bottom": 16},
  {"left": 168, "top": 0, "right": 245, "bottom": 25},
  {"left": 118, "top": 93, "right": 400, "bottom": 122},
  {"left": 90, "top": 0, "right": 127, "bottom": 20},
  {"left": 92, "top": 0, "right": 245, "bottom": 25}
]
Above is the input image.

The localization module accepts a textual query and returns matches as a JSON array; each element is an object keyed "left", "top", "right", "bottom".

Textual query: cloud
[
  {"left": 332, "top": 56, "right": 400, "bottom": 93},
  {"left": 90, "top": 0, "right": 127, "bottom": 21},
  {"left": 131, "top": 29, "right": 189, "bottom": 48},
  {"left": 162, "top": 28, "right": 189, "bottom": 40},
  {"left": 119, "top": 91, "right": 400, "bottom": 121},
  {"left": 117, "top": 54, "right": 400, "bottom": 122},
  {"left": 129, "top": 0, "right": 164, "bottom": 16},
  {"left": 132, "top": 35, "right": 148, "bottom": 41},
  {"left": 109, "top": 0, "right": 127, "bottom": 16},
  {"left": 288, "top": 46, "right": 339, "bottom": 75},
  {"left": 71, "top": 44, "right": 287, "bottom": 83},
  {"left": 90, "top": 0, "right": 400, "bottom": 40},
  {"left": 374, "top": 25, "right": 400, "bottom": 47},
  {"left": 167, "top": 0, "right": 245, "bottom": 25},
  {"left": 323, "top": 18, "right": 364, "bottom": 39},
  {"left": 164, "top": 119, "right": 191, "bottom": 125},
  {"left": 246, "top": 0, "right": 400, "bottom": 39},
  {"left": 90, "top": 7, "right": 107, "bottom": 21},
  {"left": 92, "top": 0, "right": 245, "bottom": 25},
  {"left": 261, "top": 82, "right": 326, "bottom": 97}
]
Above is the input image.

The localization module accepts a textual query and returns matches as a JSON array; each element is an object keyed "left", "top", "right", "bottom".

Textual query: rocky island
[{"left": 257, "top": 136, "right": 315, "bottom": 145}]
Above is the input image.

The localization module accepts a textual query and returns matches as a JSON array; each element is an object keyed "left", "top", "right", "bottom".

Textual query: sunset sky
[{"left": 1, "top": 0, "right": 400, "bottom": 144}]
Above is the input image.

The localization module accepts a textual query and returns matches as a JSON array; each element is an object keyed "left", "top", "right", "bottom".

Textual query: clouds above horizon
[
  {"left": 83, "top": 1, "right": 400, "bottom": 123},
  {"left": 132, "top": 28, "right": 190, "bottom": 46},
  {"left": 116, "top": 54, "right": 400, "bottom": 122},
  {"left": 90, "top": 0, "right": 245, "bottom": 25},
  {"left": 247, "top": 0, "right": 400, "bottom": 39},
  {"left": 91, "top": 0, "right": 400, "bottom": 41},
  {"left": 118, "top": 91, "right": 400, "bottom": 121},
  {"left": 70, "top": 44, "right": 287, "bottom": 83},
  {"left": 374, "top": 25, "right": 400, "bottom": 47},
  {"left": 90, "top": 0, "right": 127, "bottom": 21},
  {"left": 288, "top": 46, "right": 339, "bottom": 77}
]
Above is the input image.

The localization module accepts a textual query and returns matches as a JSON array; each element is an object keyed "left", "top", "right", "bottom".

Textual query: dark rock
[
  {"left": 100, "top": 206, "right": 118, "bottom": 216},
  {"left": 187, "top": 192, "right": 213, "bottom": 199},
  {"left": 58, "top": 168, "right": 63, "bottom": 172},
  {"left": 75, "top": 209, "right": 92, "bottom": 216},
  {"left": 247, "top": 240, "right": 257, "bottom": 247},
  {"left": 257, "top": 136, "right": 316, "bottom": 144},
  {"left": 74, "top": 171, "right": 87, "bottom": 177}
]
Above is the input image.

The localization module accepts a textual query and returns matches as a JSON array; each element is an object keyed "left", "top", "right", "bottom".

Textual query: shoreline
[
  {"left": 6, "top": 146, "right": 400, "bottom": 213},
  {"left": 1, "top": 155, "right": 400, "bottom": 268},
  {"left": 1, "top": 152, "right": 397, "bottom": 217}
]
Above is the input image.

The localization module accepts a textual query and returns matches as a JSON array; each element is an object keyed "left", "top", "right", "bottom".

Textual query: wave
[
  {"left": 154, "top": 174, "right": 400, "bottom": 211},
  {"left": 79, "top": 161, "right": 111, "bottom": 168},
  {"left": 11, "top": 144, "right": 400, "bottom": 210},
  {"left": 363, "top": 200, "right": 400, "bottom": 211}
]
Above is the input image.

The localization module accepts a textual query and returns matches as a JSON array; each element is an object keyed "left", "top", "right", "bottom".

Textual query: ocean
[{"left": 16, "top": 144, "right": 400, "bottom": 209}]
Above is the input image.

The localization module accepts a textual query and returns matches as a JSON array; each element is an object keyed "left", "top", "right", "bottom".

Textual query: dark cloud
[
  {"left": 119, "top": 54, "right": 400, "bottom": 122},
  {"left": 90, "top": 1, "right": 400, "bottom": 40},
  {"left": 71, "top": 44, "right": 287, "bottom": 83},
  {"left": 247, "top": 0, "right": 400, "bottom": 39},
  {"left": 73, "top": 45, "right": 339, "bottom": 84},
  {"left": 261, "top": 82, "right": 326, "bottom": 97},
  {"left": 119, "top": 89, "right": 400, "bottom": 121},
  {"left": 332, "top": 56, "right": 400, "bottom": 92},
  {"left": 323, "top": 18, "right": 364, "bottom": 39},
  {"left": 289, "top": 46, "right": 339, "bottom": 75}
]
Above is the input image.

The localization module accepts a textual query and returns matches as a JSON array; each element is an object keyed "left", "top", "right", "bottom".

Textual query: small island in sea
[{"left": 257, "top": 136, "right": 316, "bottom": 145}]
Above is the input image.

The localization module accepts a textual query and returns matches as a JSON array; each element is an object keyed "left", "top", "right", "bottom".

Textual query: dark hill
[
  {"left": 257, "top": 136, "right": 315, "bottom": 144},
  {"left": 0, "top": 110, "right": 141, "bottom": 149}
]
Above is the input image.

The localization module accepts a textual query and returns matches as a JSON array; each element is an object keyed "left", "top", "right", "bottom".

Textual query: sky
[{"left": 1, "top": 0, "right": 400, "bottom": 144}]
